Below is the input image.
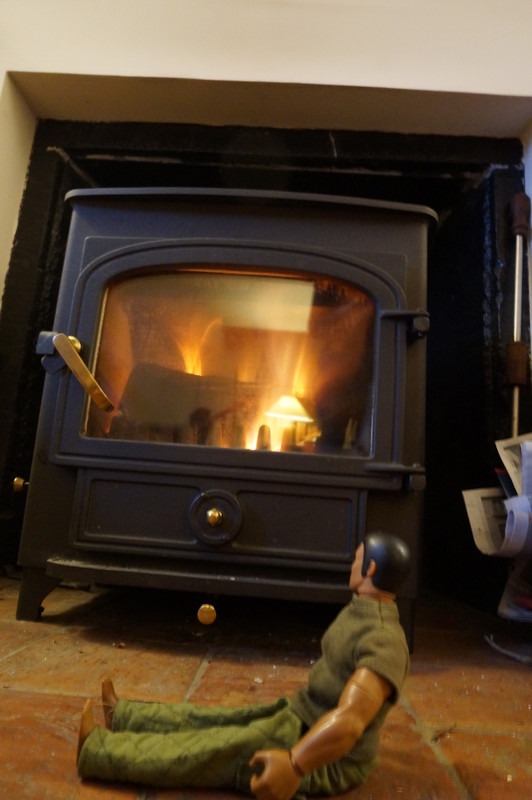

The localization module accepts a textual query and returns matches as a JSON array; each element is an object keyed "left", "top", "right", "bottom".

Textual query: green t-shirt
[{"left": 291, "top": 594, "right": 410, "bottom": 768}]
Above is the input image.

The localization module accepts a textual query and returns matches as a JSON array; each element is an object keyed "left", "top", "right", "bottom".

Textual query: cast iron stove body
[{"left": 16, "top": 188, "right": 435, "bottom": 634}]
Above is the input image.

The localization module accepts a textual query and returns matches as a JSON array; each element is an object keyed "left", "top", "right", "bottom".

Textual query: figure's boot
[
  {"left": 77, "top": 699, "right": 96, "bottom": 761},
  {"left": 102, "top": 678, "right": 118, "bottom": 730}
]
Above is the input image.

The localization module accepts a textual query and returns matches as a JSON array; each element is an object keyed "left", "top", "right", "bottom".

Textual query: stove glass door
[{"left": 86, "top": 267, "right": 375, "bottom": 455}]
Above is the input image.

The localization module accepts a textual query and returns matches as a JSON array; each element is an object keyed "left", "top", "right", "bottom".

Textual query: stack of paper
[{"left": 463, "top": 433, "right": 532, "bottom": 622}]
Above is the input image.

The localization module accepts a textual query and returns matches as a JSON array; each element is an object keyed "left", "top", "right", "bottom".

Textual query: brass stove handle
[{"left": 52, "top": 333, "right": 115, "bottom": 412}]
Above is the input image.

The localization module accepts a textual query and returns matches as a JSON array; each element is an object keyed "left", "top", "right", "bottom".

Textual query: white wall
[
  {"left": 0, "top": 77, "right": 36, "bottom": 300},
  {"left": 5, "top": 1, "right": 532, "bottom": 95},
  {"left": 4, "top": 0, "right": 532, "bottom": 297}
]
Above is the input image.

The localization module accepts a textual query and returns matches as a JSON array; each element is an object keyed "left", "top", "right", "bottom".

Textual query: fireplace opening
[{"left": 0, "top": 122, "right": 528, "bottom": 620}]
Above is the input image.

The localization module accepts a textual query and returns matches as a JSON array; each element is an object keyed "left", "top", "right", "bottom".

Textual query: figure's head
[{"left": 360, "top": 531, "right": 411, "bottom": 595}]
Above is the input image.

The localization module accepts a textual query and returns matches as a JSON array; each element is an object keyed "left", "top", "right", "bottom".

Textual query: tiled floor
[{"left": 0, "top": 573, "right": 530, "bottom": 799}]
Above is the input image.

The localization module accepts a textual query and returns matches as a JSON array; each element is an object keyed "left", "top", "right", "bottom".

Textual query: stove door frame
[{"left": 50, "top": 239, "right": 412, "bottom": 486}]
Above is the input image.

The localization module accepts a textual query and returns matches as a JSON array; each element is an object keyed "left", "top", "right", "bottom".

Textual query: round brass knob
[
  {"left": 206, "top": 507, "right": 223, "bottom": 527},
  {"left": 13, "top": 477, "right": 28, "bottom": 493},
  {"left": 197, "top": 604, "right": 217, "bottom": 625},
  {"left": 189, "top": 490, "right": 242, "bottom": 546}
]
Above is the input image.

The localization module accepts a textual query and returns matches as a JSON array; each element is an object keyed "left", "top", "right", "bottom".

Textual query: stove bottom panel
[{"left": 71, "top": 468, "right": 360, "bottom": 565}]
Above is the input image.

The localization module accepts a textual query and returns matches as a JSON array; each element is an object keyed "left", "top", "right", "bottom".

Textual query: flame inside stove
[
  {"left": 89, "top": 268, "right": 375, "bottom": 454},
  {"left": 179, "top": 317, "right": 223, "bottom": 377}
]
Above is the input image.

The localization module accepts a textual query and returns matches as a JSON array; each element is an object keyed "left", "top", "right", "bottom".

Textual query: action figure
[{"left": 77, "top": 532, "right": 411, "bottom": 799}]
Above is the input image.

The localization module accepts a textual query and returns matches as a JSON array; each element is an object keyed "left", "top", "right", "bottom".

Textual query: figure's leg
[
  {"left": 111, "top": 690, "right": 293, "bottom": 736},
  {"left": 79, "top": 700, "right": 303, "bottom": 790}
]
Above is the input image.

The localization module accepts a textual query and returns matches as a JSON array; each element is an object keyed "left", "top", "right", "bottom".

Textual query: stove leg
[{"left": 16, "top": 568, "right": 60, "bottom": 621}]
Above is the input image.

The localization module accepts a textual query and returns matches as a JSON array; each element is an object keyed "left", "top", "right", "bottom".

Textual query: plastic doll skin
[{"left": 248, "top": 548, "right": 393, "bottom": 800}]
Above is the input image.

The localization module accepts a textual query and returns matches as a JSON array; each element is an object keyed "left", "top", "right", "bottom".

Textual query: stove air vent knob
[
  {"left": 189, "top": 490, "right": 243, "bottom": 546},
  {"left": 197, "top": 604, "right": 217, "bottom": 625}
]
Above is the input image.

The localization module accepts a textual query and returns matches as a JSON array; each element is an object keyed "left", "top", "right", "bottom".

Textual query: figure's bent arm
[
  {"left": 249, "top": 667, "right": 392, "bottom": 800},
  {"left": 289, "top": 667, "right": 392, "bottom": 775}
]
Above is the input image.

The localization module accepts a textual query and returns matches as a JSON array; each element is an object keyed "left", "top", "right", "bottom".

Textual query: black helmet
[{"left": 361, "top": 532, "right": 411, "bottom": 594}]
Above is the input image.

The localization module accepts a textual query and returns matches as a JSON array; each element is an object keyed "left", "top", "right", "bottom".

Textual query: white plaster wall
[
  {"left": 4, "top": 0, "right": 532, "bottom": 297},
  {"left": 0, "top": 77, "right": 36, "bottom": 300},
  {"left": 4, "top": 1, "right": 532, "bottom": 95}
]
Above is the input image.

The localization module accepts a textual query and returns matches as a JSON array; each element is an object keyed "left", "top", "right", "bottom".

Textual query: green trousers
[{"left": 78, "top": 696, "right": 371, "bottom": 794}]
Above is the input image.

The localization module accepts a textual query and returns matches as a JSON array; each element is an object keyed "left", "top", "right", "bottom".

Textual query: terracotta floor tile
[
  {"left": 0, "top": 619, "right": 53, "bottom": 659},
  {"left": 405, "top": 657, "right": 531, "bottom": 733},
  {"left": 188, "top": 647, "right": 311, "bottom": 706},
  {"left": 361, "top": 720, "right": 466, "bottom": 800},
  {"left": 0, "top": 688, "right": 138, "bottom": 799},
  {"left": 0, "top": 629, "right": 206, "bottom": 701},
  {"left": 439, "top": 731, "right": 532, "bottom": 800}
]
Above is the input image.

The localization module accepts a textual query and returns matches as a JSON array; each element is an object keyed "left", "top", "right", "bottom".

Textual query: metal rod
[
  {"left": 512, "top": 235, "right": 524, "bottom": 437},
  {"left": 508, "top": 194, "right": 531, "bottom": 437},
  {"left": 513, "top": 235, "right": 524, "bottom": 342}
]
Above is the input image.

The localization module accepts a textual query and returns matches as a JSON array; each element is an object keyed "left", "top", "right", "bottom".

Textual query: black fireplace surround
[{"left": 15, "top": 187, "right": 435, "bottom": 637}]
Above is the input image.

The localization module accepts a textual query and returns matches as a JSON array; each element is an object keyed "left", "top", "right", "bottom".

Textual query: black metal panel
[{"left": 71, "top": 469, "right": 358, "bottom": 564}]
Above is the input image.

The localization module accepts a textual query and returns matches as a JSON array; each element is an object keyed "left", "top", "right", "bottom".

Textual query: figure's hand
[{"left": 249, "top": 749, "right": 302, "bottom": 800}]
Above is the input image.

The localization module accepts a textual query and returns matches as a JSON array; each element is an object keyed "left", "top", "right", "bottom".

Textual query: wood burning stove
[{"left": 16, "top": 187, "right": 435, "bottom": 637}]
